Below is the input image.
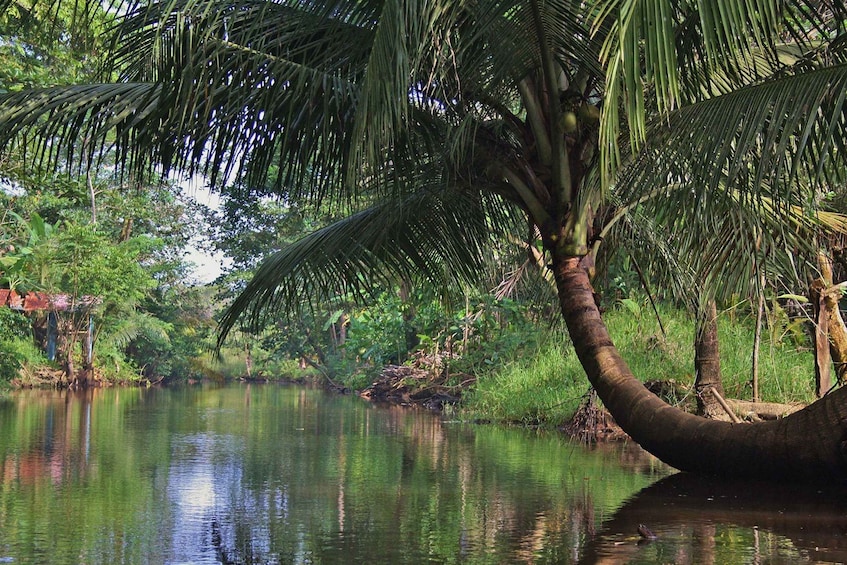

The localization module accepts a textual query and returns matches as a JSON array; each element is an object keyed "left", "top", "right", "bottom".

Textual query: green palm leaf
[
  {"left": 616, "top": 63, "right": 847, "bottom": 227},
  {"left": 594, "top": 0, "right": 846, "bottom": 183},
  {"left": 102, "top": 311, "right": 172, "bottom": 350},
  {"left": 216, "top": 184, "right": 521, "bottom": 345}
]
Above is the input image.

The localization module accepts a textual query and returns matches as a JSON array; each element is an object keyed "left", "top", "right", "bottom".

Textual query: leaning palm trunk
[{"left": 553, "top": 254, "right": 847, "bottom": 481}]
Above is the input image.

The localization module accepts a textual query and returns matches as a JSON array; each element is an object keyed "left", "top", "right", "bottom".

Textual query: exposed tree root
[
  {"left": 358, "top": 354, "right": 465, "bottom": 410},
  {"left": 726, "top": 399, "right": 805, "bottom": 421},
  {"left": 564, "top": 389, "right": 627, "bottom": 443}
]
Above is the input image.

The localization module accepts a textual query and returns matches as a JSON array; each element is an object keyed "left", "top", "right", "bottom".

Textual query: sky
[
  {"left": 2, "top": 172, "right": 231, "bottom": 285},
  {"left": 181, "top": 178, "right": 232, "bottom": 285}
]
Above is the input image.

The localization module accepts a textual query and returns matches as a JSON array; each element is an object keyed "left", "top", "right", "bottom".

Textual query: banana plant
[{"left": 0, "top": 210, "right": 54, "bottom": 291}]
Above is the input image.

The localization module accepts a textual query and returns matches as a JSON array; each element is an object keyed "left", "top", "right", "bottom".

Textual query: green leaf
[
  {"left": 322, "top": 310, "right": 345, "bottom": 331},
  {"left": 619, "top": 297, "right": 641, "bottom": 317}
]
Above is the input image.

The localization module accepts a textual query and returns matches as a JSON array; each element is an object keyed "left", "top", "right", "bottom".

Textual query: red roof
[{"left": 0, "top": 289, "right": 101, "bottom": 312}]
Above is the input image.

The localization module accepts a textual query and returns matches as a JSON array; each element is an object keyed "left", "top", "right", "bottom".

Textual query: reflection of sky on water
[
  {"left": 5, "top": 387, "right": 724, "bottom": 564},
  {"left": 167, "top": 433, "right": 221, "bottom": 564},
  {"left": 165, "top": 433, "right": 286, "bottom": 564}
]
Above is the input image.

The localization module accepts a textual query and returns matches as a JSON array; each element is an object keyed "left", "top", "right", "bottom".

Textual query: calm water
[{"left": 0, "top": 385, "right": 846, "bottom": 564}]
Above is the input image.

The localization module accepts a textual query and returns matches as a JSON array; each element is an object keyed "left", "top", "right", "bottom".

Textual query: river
[{"left": 0, "top": 384, "right": 845, "bottom": 563}]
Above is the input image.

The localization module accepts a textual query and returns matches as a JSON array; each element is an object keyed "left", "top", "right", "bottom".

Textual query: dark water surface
[{"left": 0, "top": 385, "right": 845, "bottom": 564}]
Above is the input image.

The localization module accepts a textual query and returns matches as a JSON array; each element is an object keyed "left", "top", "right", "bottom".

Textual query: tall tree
[{"left": 1, "top": 0, "right": 847, "bottom": 480}]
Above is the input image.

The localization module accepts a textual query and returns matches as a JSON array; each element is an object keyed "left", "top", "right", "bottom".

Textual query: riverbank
[
  {"left": 345, "top": 305, "right": 819, "bottom": 438},
  {"left": 3, "top": 304, "right": 820, "bottom": 437}
]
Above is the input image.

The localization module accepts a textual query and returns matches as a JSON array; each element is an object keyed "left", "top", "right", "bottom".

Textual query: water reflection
[
  {"left": 581, "top": 471, "right": 847, "bottom": 564},
  {"left": 0, "top": 388, "right": 98, "bottom": 487},
  {"left": 2, "top": 386, "right": 841, "bottom": 563}
]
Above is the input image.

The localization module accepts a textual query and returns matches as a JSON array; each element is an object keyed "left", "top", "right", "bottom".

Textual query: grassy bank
[{"left": 461, "top": 302, "right": 816, "bottom": 429}]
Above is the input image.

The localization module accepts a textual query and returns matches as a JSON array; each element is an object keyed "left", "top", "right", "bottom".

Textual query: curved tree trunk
[{"left": 552, "top": 254, "right": 847, "bottom": 481}]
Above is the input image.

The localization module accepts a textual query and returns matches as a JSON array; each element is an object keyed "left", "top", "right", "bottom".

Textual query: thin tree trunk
[
  {"left": 751, "top": 293, "right": 764, "bottom": 403},
  {"left": 329, "top": 323, "right": 338, "bottom": 352},
  {"left": 462, "top": 292, "right": 470, "bottom": 354},
  {"left": 694, "top": 299, "right": 726, "bottom": 419},
  {"left": 399, "top": 279, "right": 418, "bottom": 354},
  {"left": 65, "top": 345, "right": 76, "bottom": 386},
  {"left": 118, "top": 218, "right": 133, "bottom": 242},
  {"left": 811, "top": 277, "right": 832, "bottom": 398},
  {"left": 80, "top": 316, "right": 94, "bottom": 387},
  {"left": 339, "top": 315, "right": 347, "bottom": 346},
  {"left": 818, "top": 252, "right": 847, "bottom": 387},
  {"left": 88, "top": 172, "right": 96, "bottom": 226},
  {"left": 552, "top": 254, "right": 847, "bottom": 481},
  {"left": 56, "top": 316, "right": 76, "bottom": 386}
]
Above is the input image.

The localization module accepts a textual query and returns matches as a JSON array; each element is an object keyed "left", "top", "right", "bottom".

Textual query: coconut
[
  {"left": 561, "top": 111, "right": 578, "bottom": 133},
  {"left": 578, "top": 103, "right": 600, "bottom": 124}
]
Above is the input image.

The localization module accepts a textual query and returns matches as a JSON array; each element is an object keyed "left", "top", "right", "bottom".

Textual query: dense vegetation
[
  {"left": 0, "top": 0, "right": 830, "bottom": 416},
  {"left": 0, "top": 139, "right": 822, "bottom": 412},
  {"left": 1, "top": 0, "right": 846, "bottom": 479},
  {"left": 464, "top": 302, "right": 817, "bottom": 428},
  {"left": 0, "top": 4, "right": 221, "bottom": 386},
  {"left": 0, "top": 165, "right": 823, "bottom": 426}
]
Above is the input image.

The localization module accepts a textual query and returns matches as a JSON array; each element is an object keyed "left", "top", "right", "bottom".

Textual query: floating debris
[{"left": 637, "top": 524, "right": 658, "bottom": 540}]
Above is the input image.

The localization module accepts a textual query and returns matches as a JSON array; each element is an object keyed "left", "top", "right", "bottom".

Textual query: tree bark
[
  {"left": 694, "top": 300, "right": 727, "bottom": 419},
  {"left": 244, "top": 342, "right": 253, "bottom": 377},
  {"left": 751, "top": 292, "right": 764, "bottom": 402},
  {"left": 80, "top": 317, "right": 94, "bottom": 388},
  {"left": 552, "top": 254, "right": 847, "bottom": 481},
  {"left": 819, "top": 252, "right": 847, "bottom": 387},
  {"left": 811, "top": 277, "right": 833, "bottom": 398}
]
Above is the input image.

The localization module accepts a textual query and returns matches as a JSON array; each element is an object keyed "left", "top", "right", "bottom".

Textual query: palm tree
[{"left": 2, "top": 0, "right": 847, "bottom": 480}]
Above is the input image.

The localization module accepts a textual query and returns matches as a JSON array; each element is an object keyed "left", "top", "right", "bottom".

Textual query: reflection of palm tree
[
  {"left": 209, "top": 518, "right": 236, "bottom": 565},
  {"left": 578, "top": 473, "right": 847, "bottom": 564},
  {"left": 210, "top": 517, "right": 260, "bottom": 565}
]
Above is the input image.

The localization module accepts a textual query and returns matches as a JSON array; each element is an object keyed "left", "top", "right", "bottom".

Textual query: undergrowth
[{"left": 462, "top": 300, "right": 817, "bottom": 429}]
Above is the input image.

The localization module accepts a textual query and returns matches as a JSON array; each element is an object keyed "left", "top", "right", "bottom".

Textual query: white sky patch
[
  {"left": 180, "top": 177, "right": 232, "bottom": 285},
  {"left": 0, "top": 177, "right": 25, "bottom": 196}
]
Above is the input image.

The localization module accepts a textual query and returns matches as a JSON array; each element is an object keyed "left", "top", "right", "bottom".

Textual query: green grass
[
  {"left": 462, "top": 301, "right": 817, "bottom": 428},
  {"left": 606, "top": 301, "right": 815, "bottom": 404},
  {"left": 461, "top": 340, "right": 588, "bottom": 428}
]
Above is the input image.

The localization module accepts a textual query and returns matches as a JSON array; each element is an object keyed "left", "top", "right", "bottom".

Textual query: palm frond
[
  {"left": 617, "top": 63, "right": 847, "bottom": 220},
  {"left": 0, "top": 0, "right": 374, "bottom": 192},
  {"left": 102, "top": 311, "right": 172, "bottom": 349},
  {"left": 0, "top": 83, "right": 161, "bottom": 173},
  {"left": 116, "top": 0, "right": 377, "bottom": 193},
  {"left": 596, "top": 156, "right": 847, "bottom": 309},
  {"left": 0, "top": 0, "right": 609, "bottom": 197},
  {"left": 594, "top": 0, "right": 846, "bottom": 184},
  {"left": 216, "top": 184, "right": 521, "bottom": 345},
  {"left": 596, "top": 204, "right": 697, "bottom": 305}
]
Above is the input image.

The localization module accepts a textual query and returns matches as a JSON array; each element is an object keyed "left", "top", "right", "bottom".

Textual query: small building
[{"left": 0, "top": 289, "right": 100, "bottom": 362}]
